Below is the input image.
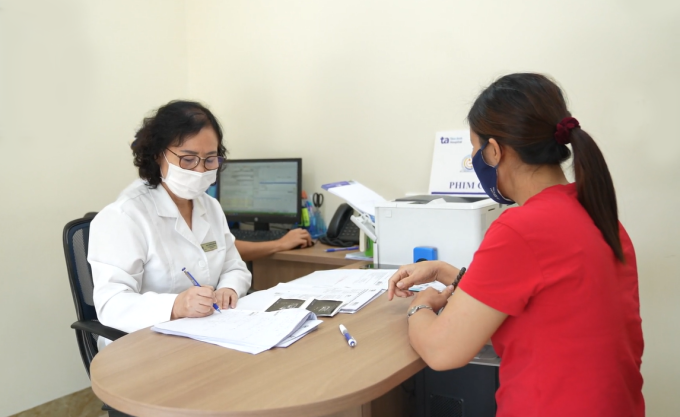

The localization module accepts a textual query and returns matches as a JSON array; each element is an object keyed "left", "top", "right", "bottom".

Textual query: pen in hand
[
  {"left": 182, "top": 267, "right": 221, "bottom": 314},
  {"left": 339, "top": 324, "right": 357, "bottom": 347},
  {"left": 437, "top": 267, "right": 467, "bottom": 316},
  {"left": 452, "top": 267, "right": 466, "bottom": 291}
]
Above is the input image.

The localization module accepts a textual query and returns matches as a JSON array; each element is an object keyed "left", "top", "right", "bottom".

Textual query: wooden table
[
  {"left": 90, "top": 287, "right": 424, "bottom": 417},
  {"left": 250, "top": 243, "right": 362, "bottom": 290}
]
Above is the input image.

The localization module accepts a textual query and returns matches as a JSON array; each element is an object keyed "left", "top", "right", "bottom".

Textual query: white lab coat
[{"left": 88, "top": 179, "right": 251, "bottom": 347}]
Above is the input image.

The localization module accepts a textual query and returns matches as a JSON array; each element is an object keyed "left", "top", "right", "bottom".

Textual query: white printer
[{"left": 373, "top": 195, "right": 506, "bottom": 267}]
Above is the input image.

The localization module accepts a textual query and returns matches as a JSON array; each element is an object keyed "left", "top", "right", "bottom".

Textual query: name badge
[{"left": 201, "top": 241, "right": 218, "bottom": 252}]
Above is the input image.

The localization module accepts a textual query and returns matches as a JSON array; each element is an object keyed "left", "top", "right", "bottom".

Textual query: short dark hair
[
  {"left": 468, "top": 73, "right": 624, "bottom": 262},
  {"left": 131, "top": 100, "right": 227, "bottom": 187}
]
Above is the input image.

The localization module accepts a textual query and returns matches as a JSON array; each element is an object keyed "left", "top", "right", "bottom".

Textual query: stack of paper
[
  {"left": 290, "top": 268, "right": 449, "bottom": 294},
  {"left": 233, "top": 269, "right": 448, "bottom": 325},
  {"left": 237, "top": 283, "right": 383, "bottom": 315},
  {"left": 151, "top": 308, "right": 322, "bottom": 354},
  {"left": 270, "top": 283, "right": 383, "bottom": 314},
  {"left": 297, "top": 268, "right": 450, "bottom": 293},
  {"left": 237, "top": 270, "right": 396, "bottom": 316},
  {"left": 291, "top": 269, "right": 397, "bottom": 290}
]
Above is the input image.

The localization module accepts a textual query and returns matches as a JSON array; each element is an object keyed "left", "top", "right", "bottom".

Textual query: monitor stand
[{"left": 253, "top": 222, "right": 270, "bottom": 231}]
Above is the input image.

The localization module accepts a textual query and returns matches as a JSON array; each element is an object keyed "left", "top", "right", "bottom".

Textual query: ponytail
[{"left": 570, "top": 129, "right": 625, "bottom": 262}]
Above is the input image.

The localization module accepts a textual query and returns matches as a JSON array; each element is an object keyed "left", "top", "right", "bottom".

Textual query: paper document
[
  {"left": 338, "top": 290, "right": 383, "bottom": 314},
  {"left": 235, "top": 270, "right": 396, "bottom": 319},
  {"left": 408, "top": 281, "right": 448, "bottom": 292},
  {"left": 429, "top": 130, "right": 485, "bottom": 196},
  {"left": 322, "top": 181, "right": 387, "bottom": 217},
  {"left": 345, "top": 251, "right": 373, "bottom": 261},
  {"left": 292, "top": 269, "right": 397, "bottom": 290},
  {"left": 238, "top": 283, "right": 383, "bottom": 314},
  {"left": 193, "top": 319, "right": 323, "bottom": 354},
  {"left": 151, "top": 308, "right": 317, "bottom": 354},
  {"left": 275, "top": 320, "right": 323, "bottom": 348}
]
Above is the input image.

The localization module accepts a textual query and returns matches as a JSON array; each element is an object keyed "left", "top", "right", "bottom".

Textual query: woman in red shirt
[{"left": 388, "top": 73, "right": 644, "bottom": 417}]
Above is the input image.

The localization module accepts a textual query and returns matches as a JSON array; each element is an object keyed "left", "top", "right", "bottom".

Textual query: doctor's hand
[
  {"left": 215, "top": 288, "right": 239, "bottom": 309},
  {"left": 277, "top": 229, "right": 313, "bottom": 251},
  {"left": 172, "top": 286, "right": 217, "bottom": 319},
  {"left": 388, "top": 261, "right": 459, "bottom": 301}
]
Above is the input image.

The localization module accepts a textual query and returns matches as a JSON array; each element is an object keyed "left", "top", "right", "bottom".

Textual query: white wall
[
  {"left": 186, "top": 1, "right": 680, "bottom": 416},
  {"left": 2, "top": 0, "right": 678, "bottom": 415},
  {"left": 0, "top": 1, "right": 189, "bottom": 415}
]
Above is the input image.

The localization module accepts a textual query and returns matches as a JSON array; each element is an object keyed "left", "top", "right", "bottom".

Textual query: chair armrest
[{"left": 71, "top": 320, "right": 127, "bottom": 341}]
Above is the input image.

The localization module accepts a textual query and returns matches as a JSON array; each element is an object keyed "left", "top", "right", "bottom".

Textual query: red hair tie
[{"left": 555, "top": 117, "right": 580, "bottom": 145}]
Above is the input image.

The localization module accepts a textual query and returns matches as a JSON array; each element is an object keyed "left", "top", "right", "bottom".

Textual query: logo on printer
[
  {"left": 440, "top": 135, "right": 463, "bottom": 145},
  {"left": 461, "top": 155, "right": 473, "bottom": 171}
]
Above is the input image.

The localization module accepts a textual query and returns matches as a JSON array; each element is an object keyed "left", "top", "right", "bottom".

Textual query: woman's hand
[
  {"left": 215, "top": 287, "right": 239, "bottom": 309},
  {"left": 388, "top": 261, "right": 458, "bottom": 300},
  {"left": 277, "top": 229, "right": 313, "bottom": 250},
  {"left": 172, "top": 286, "right": 217, "bottom": 319},
  {"left": 408, "top": 286, "right": 455, "bottom": 313}
]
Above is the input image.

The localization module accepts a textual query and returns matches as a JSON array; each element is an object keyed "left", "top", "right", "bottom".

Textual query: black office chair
[{"left": 63, "top": 214, "right": 131, "bottom": 417}]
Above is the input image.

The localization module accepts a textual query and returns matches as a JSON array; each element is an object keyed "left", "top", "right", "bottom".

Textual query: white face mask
[{"left": 161, "top": 154, "right": 217, "bottom": 200}]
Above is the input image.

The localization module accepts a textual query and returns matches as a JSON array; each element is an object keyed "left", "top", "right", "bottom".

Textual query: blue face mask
[{"left": 472, "top": 143, "right": 515, "bottom": 205}]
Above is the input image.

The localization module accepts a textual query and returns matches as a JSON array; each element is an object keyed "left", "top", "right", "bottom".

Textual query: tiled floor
[
  {"left": 9, "top": 387, "right": 104, "bottom": 417},
  {"left": 10, "top": 388, "right": 375, "bottom": 416}
]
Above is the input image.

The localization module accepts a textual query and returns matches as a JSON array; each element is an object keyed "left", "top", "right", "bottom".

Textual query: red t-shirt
[{"left": 459, "top": 183, "right": 644, "bottom": 417}]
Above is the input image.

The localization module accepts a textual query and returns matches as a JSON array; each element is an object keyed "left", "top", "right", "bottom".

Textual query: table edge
[{"left": 92, "top": 353, "right": 425, "bottom": 417}]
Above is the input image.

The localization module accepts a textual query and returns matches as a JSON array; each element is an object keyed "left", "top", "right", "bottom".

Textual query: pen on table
[
  {"left": 325, "top": 246, "right": 360, "bottom": 253},
  {"left": 339, "top": 324, "right": 357, "bottom": 347},
  {"left": 182, "top": 267, "right": 221, "bottom": 313}
]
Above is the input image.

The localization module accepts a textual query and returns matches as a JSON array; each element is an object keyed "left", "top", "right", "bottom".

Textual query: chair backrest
[
  {"left": 63, "top": 217, "right": 97, "bottom": 323},
  {"left": 63, "top": 215, "right": 101, "bottom": 376}
]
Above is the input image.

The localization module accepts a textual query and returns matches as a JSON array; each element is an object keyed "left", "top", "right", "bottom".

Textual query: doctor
[
  {"left": 89, "top": 100, "right": 251, "bottom": 346},
  {"left": 387, "top": 74, "right": 644, "bottom": 416}
]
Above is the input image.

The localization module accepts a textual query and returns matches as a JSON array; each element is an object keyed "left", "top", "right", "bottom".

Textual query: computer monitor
[{"left": 217, "top": 158, "right": 302, "bottom": 230}]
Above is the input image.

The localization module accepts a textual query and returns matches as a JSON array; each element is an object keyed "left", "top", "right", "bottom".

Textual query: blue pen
[
  {"left": 325, "top": 246, "right": 360, "bottom": 253},
  {"left": 182, "top": 267, "right": 221, "bottom": 313},
  {"left": 339, "top": 324, "right": 357, "bottom": 347}
]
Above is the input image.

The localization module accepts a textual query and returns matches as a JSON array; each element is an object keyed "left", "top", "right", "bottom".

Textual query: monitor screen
[{"left": 217, "top": 158, "right": 302, "bottom": 228}]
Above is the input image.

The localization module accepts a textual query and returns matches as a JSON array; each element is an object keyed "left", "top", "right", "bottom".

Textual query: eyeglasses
[{"left": 165, "top": 148, "right": 224, "bottom": 170}]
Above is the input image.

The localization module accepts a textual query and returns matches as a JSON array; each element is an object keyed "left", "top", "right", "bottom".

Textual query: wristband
[{"left": 407, "top": 304, "right": 434, "bottom": 319}]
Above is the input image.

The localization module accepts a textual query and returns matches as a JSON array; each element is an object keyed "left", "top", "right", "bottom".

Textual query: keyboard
[{"left": 230, "top": 229, "right": 287, "bottom": 242}]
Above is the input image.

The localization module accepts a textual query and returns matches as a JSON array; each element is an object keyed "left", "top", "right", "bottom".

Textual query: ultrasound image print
[
  {"left": 305, "top": 299, "right": 344, "bottom": 317},
  {"left": 265, "top": 298, "right": 306, "bottom": 312}
]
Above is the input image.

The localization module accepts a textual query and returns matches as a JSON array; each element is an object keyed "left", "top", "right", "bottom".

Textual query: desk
[
  {"left": 251, "top": 243, "right": 361, "bottom": 290},
  {"left": 90, "top": 290, "right": 424, "bottom": 417}
]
